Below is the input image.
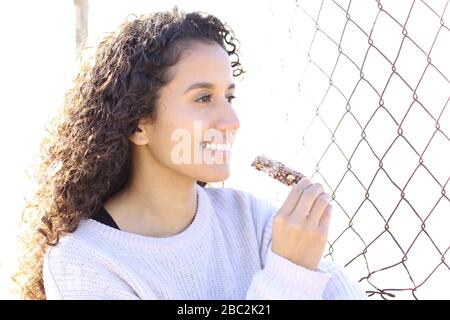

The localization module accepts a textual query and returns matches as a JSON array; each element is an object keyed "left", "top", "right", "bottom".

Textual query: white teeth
[{"left": 202, "top": 142, "right": 231, "bottom": 151}]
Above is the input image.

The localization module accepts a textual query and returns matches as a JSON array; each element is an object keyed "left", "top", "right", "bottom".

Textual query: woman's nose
[{"left": 216, "top": 104, "right": 240, "bottom": 131}]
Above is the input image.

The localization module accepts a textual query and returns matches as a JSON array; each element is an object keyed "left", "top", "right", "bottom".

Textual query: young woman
[{"left": 14, "top": 7, "right": 366, "bottom": 300}]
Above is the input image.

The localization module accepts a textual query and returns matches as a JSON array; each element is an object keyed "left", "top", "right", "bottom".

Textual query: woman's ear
[{"left": 129, "top": 120, "right": 152, "bottom": 146}]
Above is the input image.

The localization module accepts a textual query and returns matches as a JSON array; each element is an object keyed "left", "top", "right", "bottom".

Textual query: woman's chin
[{"left": 199, "top": 164, "right": 230, "bottom": 183}]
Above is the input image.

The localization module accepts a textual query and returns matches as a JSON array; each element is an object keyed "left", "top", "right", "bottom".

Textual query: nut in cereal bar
[{"left": 251, "top": 155, "right": 306, "bottom": 186}]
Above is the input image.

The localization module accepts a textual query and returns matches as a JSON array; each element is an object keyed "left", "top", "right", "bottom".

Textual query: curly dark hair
[{"left": 13, "top": 6, "right": 244, "bottom": 299}]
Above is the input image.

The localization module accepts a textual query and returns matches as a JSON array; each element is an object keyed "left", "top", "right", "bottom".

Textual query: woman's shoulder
[
  {"left": 44, "top": 219, "right": 109, "bottom": 262},
  {"left": 42, "top": 219, "right": 140, "bottom": 299}
]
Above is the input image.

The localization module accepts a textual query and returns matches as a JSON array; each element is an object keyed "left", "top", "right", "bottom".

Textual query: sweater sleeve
[
  {"left": 245, "top": 195, "right": 367, "bottom": 300},
  {"left": 43, "top": 243, "right": 140, "bottom": 300}
]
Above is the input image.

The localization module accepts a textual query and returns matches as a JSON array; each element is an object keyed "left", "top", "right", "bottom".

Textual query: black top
[{"left": 92, "top": 206, "right": 120, "bottom": 230}]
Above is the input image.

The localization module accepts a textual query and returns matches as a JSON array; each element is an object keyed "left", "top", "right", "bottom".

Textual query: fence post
[{"left": 74, "top": 0, "right": 89, "bottom": 51}]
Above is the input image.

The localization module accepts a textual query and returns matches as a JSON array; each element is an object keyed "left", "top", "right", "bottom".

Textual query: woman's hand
[{"left": 271, "top": 178, "right": 333, "bottom": 270}]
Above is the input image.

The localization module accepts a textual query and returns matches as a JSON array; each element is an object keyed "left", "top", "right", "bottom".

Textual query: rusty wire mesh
[{"left": 289, "top": 0, "right": 450, "bottom": 299}]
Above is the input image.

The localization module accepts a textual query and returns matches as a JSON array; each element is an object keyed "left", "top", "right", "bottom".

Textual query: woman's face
[{"left": 138, "top": 41, "right": 240, "bottom": 183}]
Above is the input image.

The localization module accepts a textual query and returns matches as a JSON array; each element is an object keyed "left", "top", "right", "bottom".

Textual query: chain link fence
[{"left": 287, "top": 0, "right": 449, "bottom": 299}]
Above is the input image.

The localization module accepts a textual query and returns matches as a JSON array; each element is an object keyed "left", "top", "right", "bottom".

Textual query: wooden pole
[{"left": 74, "top": 0, "right": 88, "bottom": 51}]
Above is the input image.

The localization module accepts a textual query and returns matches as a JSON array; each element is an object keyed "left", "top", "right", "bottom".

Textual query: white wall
[
  {"left": 0, "top": 0, "right": 75, "bottom": 298},
  {"left": 1, "top": 0, "right": 448, "bottom": 299}
]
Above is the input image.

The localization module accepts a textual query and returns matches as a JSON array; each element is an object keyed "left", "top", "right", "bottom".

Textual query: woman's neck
[{"left": 104, "top": 150, "right": 199, "bottom": 237}]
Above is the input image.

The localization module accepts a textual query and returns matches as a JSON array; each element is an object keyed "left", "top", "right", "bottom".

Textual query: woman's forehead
[{"left": 167, "top": 43, "right": 234, "bottom": 90}]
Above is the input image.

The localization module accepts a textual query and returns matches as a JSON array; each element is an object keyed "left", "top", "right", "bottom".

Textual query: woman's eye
[
  {"left": 227, "top": 95, "right": 236, "bottom": 103},
  {"left": 195, "top": 95, "right": 237, "bottom": 104},
  {"left": 196, "top": 95, "right": 212, "bottom": 103}
]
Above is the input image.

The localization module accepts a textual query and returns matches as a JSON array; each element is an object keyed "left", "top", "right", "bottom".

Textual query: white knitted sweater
[{"left": 43, "top": 184, "right": 366, "bottom": 300}]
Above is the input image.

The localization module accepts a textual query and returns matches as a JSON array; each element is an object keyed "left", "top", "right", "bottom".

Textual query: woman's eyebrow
[{"left": 183, "top": 82, "right": 235, "bottom": 95}]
